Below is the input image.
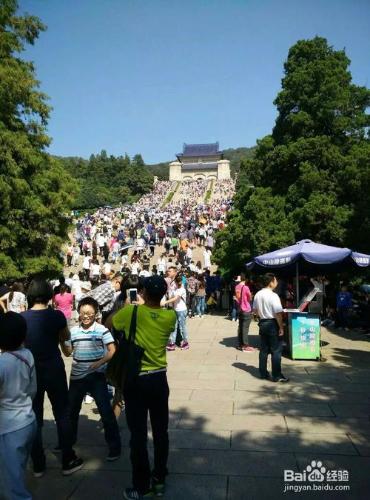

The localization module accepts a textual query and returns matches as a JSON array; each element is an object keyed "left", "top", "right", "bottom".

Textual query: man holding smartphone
[
  {"left": 128, "top": 288, "right": 138, "bottom": 304},
  {"left": 112, "top": 276, "right": 176, "bottom": 499},
  {"left": 253, "top": 273, "right": 289, "bottom": 383}
]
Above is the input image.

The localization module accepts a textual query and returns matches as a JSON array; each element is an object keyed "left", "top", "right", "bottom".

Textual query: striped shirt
[{"left": 70, "top": 322, "right": 114, "bottom": 380}]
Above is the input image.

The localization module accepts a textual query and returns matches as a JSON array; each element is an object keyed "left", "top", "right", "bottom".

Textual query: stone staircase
[
  {"left": 161, "top": 181, "right": 180, "bottom": 207},
  {"left": 204, "top": 179, "right": 214, "bottom": 203}
]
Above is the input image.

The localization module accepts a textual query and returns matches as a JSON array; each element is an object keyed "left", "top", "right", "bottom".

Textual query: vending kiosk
[{"left": 288, "top": 312, "right": 321, "bottom": 360}]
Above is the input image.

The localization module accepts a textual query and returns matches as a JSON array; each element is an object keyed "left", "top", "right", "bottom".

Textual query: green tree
[
  {"left": 223, "top": 146, "right": 256, "bottom": 176},
  {"left": 0, "top": 0, "right": 77, "bottom": 280},
  {"left": 215, "top": 37, "right": 370, "bottom": 274},
  {"left": 60, "top": 151, "right": 154, "bottom": 209},
  {"left": 148, "top": 162, "right": 170, "bottom": 180},
  {"left": 215, "top": 186, "right": 296, "bottom": 274},
  {"left": 132, "top": 153, "right": 145, "bottom": 168}
]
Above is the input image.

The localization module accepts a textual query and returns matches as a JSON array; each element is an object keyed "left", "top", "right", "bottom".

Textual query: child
[
  {"left": 336, "top": 285, "right": 352, "bottom": 330},
  {"left": 0, "top": 312, "right": 37, "bottom": 500},
  {"left": 65, "top": 297, "right": 121, "bottom": 461}
]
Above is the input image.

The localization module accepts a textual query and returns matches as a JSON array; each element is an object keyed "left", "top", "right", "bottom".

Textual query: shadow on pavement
[
  {"left": 219, "top": 332, "right": 261, "bottom": 350},
  {"left": 232, "top": 362, "right": 261, "bottom": 379},
  {"left": 25, "top": 324, "right": 370, "bottom": 500},
  {"left": 26, "top": 377, "right": 370, "bottom": 500},
  {"left": 325, "top": 325, "right": 370, "bottom": 343}
]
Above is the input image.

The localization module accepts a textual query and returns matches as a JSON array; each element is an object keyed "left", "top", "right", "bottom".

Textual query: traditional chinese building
[{"left": 169, "top": 142, "right": 230, "bottom": 181}]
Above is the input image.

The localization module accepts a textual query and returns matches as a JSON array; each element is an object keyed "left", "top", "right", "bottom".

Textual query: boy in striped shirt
[{"left": 65, "top": 297, "right": 121, "bottom": 461}]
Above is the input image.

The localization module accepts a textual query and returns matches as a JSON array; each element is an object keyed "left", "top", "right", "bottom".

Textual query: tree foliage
[
  {"left": 0, "top": 0, "right": 77, "bottom": 280},
  {"left": 215, "top": 37, "right": 370, "bottom": 275},
  {"left": 60, "top": 151, "right": 154, "bottom": 210},
  {"left": 223, "top": 146, "right": 256, "bottom": 176},
  {"left": 148, "top": 162, "right": 170, "bottom": 180}
]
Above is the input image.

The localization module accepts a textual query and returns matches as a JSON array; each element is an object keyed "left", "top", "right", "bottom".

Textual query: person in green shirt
[
  {"left": 112, "top": 276, "right": 176, "bottom": 500},
  {"left": 170, "top": 236, "right": 179, "bottom": 257}
]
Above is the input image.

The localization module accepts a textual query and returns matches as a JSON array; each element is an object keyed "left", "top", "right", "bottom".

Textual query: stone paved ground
[{"left": 26, "top": 316, "right": 370, "bottom": 500}]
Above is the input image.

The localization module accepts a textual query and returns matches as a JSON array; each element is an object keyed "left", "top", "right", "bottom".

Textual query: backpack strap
[
  {"left": 6, "top": 351, "right": 32, "bottom": 370},
  {"left": 127, "top": 305, "right": 138, "bottom": 344}
]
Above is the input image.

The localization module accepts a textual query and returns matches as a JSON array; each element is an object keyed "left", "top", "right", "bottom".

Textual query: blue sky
[{"left": 20, "top": 0, "right": 370, "bottom": 163}]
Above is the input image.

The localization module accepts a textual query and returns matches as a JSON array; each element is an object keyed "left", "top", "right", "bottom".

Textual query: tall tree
[
  {"left": 60, "top": 151, "right": 154, "bottom": 209},
  {"left": 215, "top": 37, "right": 370, "bottom": 275},
  {"left": 0, "top": 0, "right": 77, "bottom": 280}
]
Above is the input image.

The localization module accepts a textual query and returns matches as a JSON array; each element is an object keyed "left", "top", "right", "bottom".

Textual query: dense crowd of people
[
  {"left": 136, "top": 180, "right": 175, "bottom": 208},
  {"left": 211, "top": 179, "right": 235, "bottom": 202},
  {"left": 168, "top": 179, "right": 209, "bottom": 207},
  {"left": 0, "top": 180, "right": 237, "bottom": 499},
  {"left": 0, "top": 179, "right": 369, "bottom": 499},
  {"left": 0, "top": 262, "right": 235, "bottom": 498},
  {"left": 64, "top": 180, "right": 235, "bottom": 280}
]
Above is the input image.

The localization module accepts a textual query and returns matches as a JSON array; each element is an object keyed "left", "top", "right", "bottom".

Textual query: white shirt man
[
  {"left": 253, "top": 287, "right": 283, "bottom": 320},
  {"left": 97, "top": 234, "right": 105, "bottom": 249},
  {"left": 186, "top": 247, "right": 193, "bottom": 263},
  {"left": 139, "top": 269, "right": 151, "bottom": 278},
  {"left": 103, "top": 262, "right": 112, "bottom": 276},
  {"left": 203, "top": 249, "right": 212, "bottom": 269},
  {"left": 157, "top": 257, "right": 167, "bottom": 275},
  {"left": 253, "top": 274, "right": 288, "bottom": 383},
  {"left": 83, "top": 256, "right": 90, "bottom": 271},
  {"left": 136, "top": 238, "right": 145, "bottom": 252},
  {"left": 173, "top": 286, "right": 187, "bottom": 313},
  {"left": 131, "top": 262, "right": 141, "bottom": 275},
  {"left": 71, "top": 275, "right": 83, "bottom": 302}
]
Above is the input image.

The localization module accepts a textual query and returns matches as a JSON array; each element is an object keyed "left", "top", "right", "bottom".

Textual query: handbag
[{"left": 106, "top": 306, "right": 144, "bottom": 390}]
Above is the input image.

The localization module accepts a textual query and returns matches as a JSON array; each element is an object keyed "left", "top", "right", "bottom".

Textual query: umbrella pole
[{"left": 295, "top": 262, "right": 299, "bottom": 308}]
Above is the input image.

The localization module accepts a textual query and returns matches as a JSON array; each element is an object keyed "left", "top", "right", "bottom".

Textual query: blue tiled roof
[
  {"left": 178, "top": 142, "right": 220, "bottom": 157},
  {"left": 181, "top": 162, "right": 218, "bottom": 170}
]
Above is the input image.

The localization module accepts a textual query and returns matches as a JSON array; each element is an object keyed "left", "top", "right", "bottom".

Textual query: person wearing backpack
[
  {"left": 164, "top": 235, "right": 172, "bottom": 256},
  {"left": 112, "top": 276, "right": 176, "bottom": 499},
  {"left": 0, "top": 312, "right": 37, "bottom": 500}
]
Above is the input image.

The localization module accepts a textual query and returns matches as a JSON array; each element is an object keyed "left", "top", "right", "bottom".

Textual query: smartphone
[{"left": 129, "top": 288, "right": 138, "bottom": 303}]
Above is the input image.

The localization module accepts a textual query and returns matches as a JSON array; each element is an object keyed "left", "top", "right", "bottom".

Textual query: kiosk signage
[{"left": 289, "top": 312, "right": 320, "bottom": 360}]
